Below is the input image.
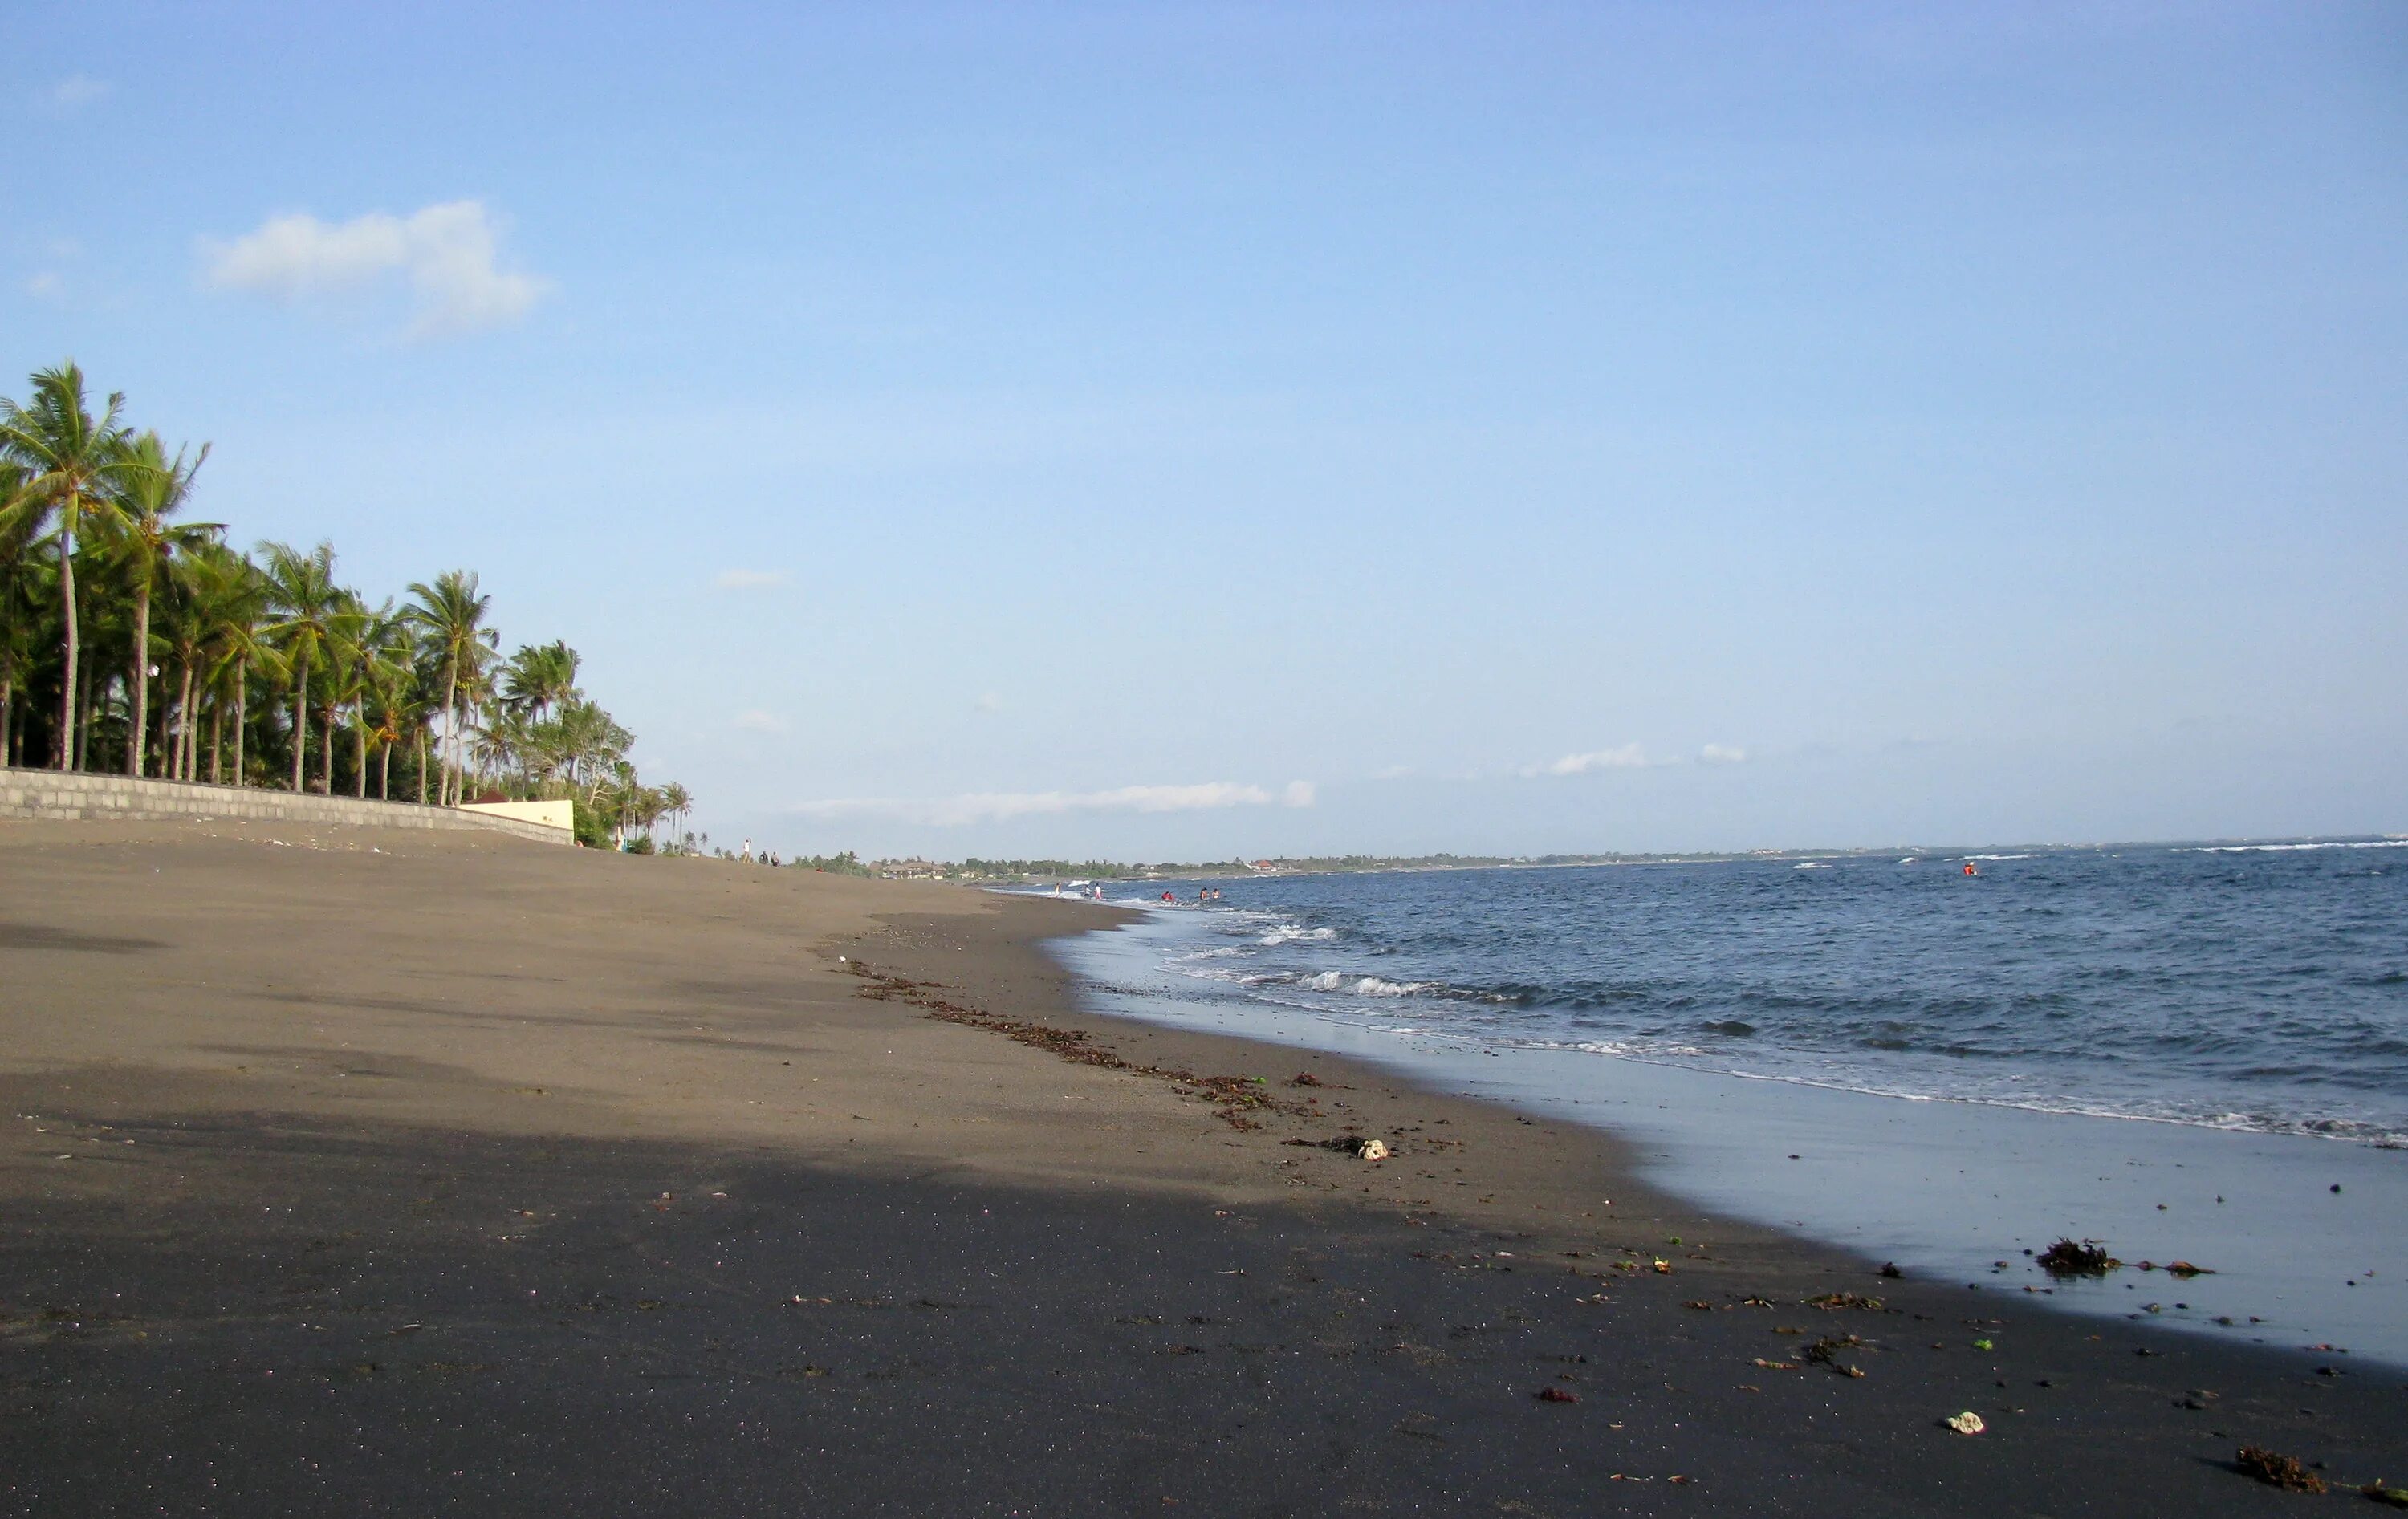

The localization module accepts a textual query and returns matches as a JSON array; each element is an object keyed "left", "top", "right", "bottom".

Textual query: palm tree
[
  {"left": 0, "top": 464, "right": 47, "bottom": 766},
  {"left": 550, "top": 695, "right": 633, "bottom": 808},
  {"left": 259, "top": 541, "right": 343, "bottom": 792},
  {"left": 341, "top": 603, "right": 411, "bottom": 799},
  {"left": 2, "top": 362, "right": 694, "bottom": 830},
  {"left": 315, "top": 590, "right": 374, "bottom": 795},
  {"left": 359, "top": 617, "right": 423, "bottom": 801},
  {"left": 502, "top": 640, "right": 580, "bottom": 724},
  {"left": 191, "top": 544, "right": 275, "bottom": 786},
  {"left": 0, "top": 363, "right": 146, "bottom": 768},
  {"left": 405, "top": 570, "right": 494, "bottom": 806},
  {"left": 656, "top": 782, "right": 692, "bottom": 852},
  {"left": 110, "top": 431, "right": 217, "bottom": 775},
  {"left": 153, "top": 550, "right": 209, "bottom": 780}
]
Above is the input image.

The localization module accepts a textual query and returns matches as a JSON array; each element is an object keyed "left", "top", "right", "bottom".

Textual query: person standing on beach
[{"left": 741, "top": 838, "right": 753, "bottom": 863}]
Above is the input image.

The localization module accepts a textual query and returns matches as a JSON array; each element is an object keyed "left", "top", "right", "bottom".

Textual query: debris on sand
[
  {"left": 2037, "top": 1237, "right": 2119, "bottom": 1277},
  {"left": 1283, "top": 1135, "right": 1389, "bottom": 1160},
  {"left": 1805, "top": 1292, "right": 1885, "bottom": 1311},
  {"left": 2361, "top": 1480, "right": 2408, "bottom": 1508},
  {"left": 1536, "top": 1387, "right": 1580, "bottom": 1403},
  {"left": 1802, "top": 1335, "right": 1869, "bottom": 1376},
  {"left": 1880, "top": 1261, "right": 1903, "bottom": 1278},
  {"left": 2234, "top": 1446, "right": 2325, "bottom": 1493},
  {"left": 1290, "top": 1072, "right": 1325, "bottom": 1087},
  {"left": 1943, "top": 1412, "right": 1986, "bottom": 1435},
  {"left": 853, "top": 963, "right": 1308, "bottom": 1129}
]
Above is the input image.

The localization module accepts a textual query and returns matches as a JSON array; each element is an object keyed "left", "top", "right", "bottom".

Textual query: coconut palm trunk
[
  {"left": 74, "top": 645, "right": 95, "bottom": 770},
  {"left": 231, "top": 659, "right": 247, "bottom": 786},
  {"left": 126, "top": 579, "right": 151, "bottom": 775},
  {"left": 438, "top": 670, "right": 458, "bottom": 806},
  {"left": 175, "top": 664, "right": 195, "bottom": 779},
  {"left": 379, "top": 740, "right": 393, "bottom": 800},
  {"left": 288, "top": 657, "right": 308, "bottom": 791},
  {"left": 352, "top": 705, "right": 368, "bottom": 798},
  {"left": 319, "top": 700, "right": 335, "bottom": 794},
  {"left": 52, "top": 534, "right": 76, "bottom": 770},
  {"left": 209, "top": 686, "right": 223, "bottom": 784}
]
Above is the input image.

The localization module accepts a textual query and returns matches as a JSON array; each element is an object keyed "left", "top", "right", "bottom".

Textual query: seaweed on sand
[
  {"left": 847, "top": 961, "right": 1308, "bottom": 1129},
  {"left": 2233, "top": 1446, "right": 2325, "bottom": 1493},
  {"left": 2037, "top": 1238, "right": 2119, "bottom": 1277},
  {"left": 1801, "top": 1334, "right": 1869, "bottom": 1377}
]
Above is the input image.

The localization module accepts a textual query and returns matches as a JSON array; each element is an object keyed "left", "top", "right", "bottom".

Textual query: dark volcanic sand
[{"left": 1, "top": 819, "right": 2398, "bottom": 1515}]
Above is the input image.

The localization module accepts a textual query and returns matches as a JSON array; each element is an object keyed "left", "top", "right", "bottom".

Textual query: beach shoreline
[
  {"left": 2, "top": 819, "right": 2398, "bottom": 1514},
  {"left": 1047, "top": 899, "right": 2408, "bottom": 1367}
]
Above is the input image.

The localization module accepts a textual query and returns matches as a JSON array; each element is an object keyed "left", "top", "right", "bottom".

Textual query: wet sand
[{"left": 1, "top": 819, "right": 2399, "bottom": 1515}]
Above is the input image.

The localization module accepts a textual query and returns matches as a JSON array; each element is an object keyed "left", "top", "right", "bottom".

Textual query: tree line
[{"left": 0, "top": 362, "right": 692, "bottom": 849}]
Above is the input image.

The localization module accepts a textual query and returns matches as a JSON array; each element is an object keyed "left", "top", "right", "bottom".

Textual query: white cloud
[
  {"left": 1700, "top": 743, "right": 1747, "bottom": 764},
  {"left": 198, "top": 201, "right": 551, "bottom": 339},
  {"left": 732, "top": 709, "right": 789, "bottom": 734},
  {"left": 45, "top": 75, "right": 108, "bottom": 108},
  {"left": 791, "top": 779, "right": 1312, "bottom": 827},
  {"left": 24, "top": 272, "right": 62, "bottom": 300},
  {"left": 714, "top": 568, "right": 787, "bottom": 590},
  {"left": 1537, "top": 743, "right": 1651, "bottom": 776}
]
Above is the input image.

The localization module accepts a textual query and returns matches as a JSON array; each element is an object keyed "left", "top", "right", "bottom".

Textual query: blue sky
[{"left": 7, "top": 2, "right": 2403, "bottom": 858}]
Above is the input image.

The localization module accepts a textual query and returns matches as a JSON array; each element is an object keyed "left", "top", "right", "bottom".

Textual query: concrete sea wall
[{"left": 0, "top": 768, "right": 574, "bottom": 847}]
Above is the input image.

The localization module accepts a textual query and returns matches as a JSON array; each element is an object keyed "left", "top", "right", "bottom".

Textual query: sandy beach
[{"left": 2, "top": 820, "right": 2399, "bottom": 1515}]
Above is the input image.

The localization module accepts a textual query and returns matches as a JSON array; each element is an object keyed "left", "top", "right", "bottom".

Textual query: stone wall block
[{"left": 0, "top": 768, "right": 571, "bottom": 845}]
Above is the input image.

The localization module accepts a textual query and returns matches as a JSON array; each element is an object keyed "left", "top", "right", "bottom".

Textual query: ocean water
[
  {"left": 1043, "top": 842, "right": 2408, "bottom": 1362},
  {"left": 1095, "top": 843, "right": 2408, "bottom": 1147}
]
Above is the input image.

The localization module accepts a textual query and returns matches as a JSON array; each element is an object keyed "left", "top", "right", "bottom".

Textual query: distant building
[{"left": 461, "top": 798, "right": 574, "bottom": 834}]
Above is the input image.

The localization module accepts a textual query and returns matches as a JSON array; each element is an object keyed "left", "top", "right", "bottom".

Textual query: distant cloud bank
[
  {"left": 1539, "top": 743, "right": 1650, "bottom": 776},
  {"left": 43, "top": 75, "right": 108, "bottom": 108},
  {"left": 714, "top": 568, "right": 787, "bottom": 589},
  {"left": 1531, "top": 742, "right": 1748, "bottom": 776},
  {"left": 793, "top": 779, "right": 1318, "bottom": 827},
  {"left": 198, "top": 200, "right": 550, "bottom": 339}
]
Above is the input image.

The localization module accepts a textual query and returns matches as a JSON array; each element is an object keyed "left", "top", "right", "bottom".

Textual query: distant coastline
[{"left": 852, "top": 832, "right": 2407, "bottom": 884}]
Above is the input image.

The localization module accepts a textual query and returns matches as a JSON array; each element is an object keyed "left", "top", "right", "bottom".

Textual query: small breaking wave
[
  {"left": 1296, "top": 970, "right": 1436, "bottom": 997},
  {"left": 1258, "top": 923, "right": 1337, "bottom": 946},
  {"left": 2181, "top": 840, "right": 2408, "bottom": 854}
]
